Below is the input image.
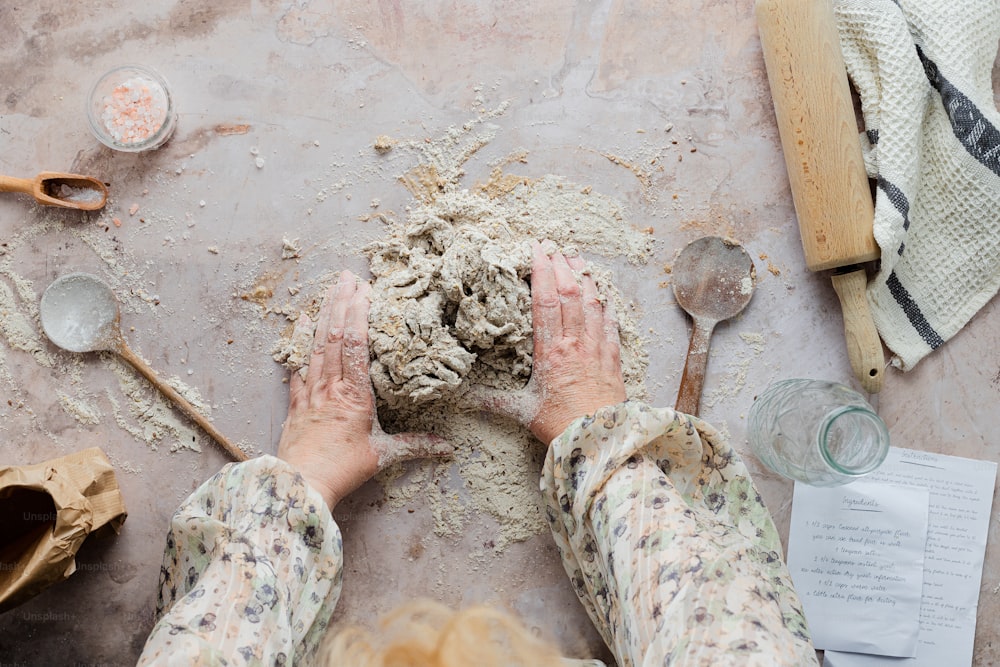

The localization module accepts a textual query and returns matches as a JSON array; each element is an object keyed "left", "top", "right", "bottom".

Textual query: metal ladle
[
  {"left": 40, "top": 273, "right": 247, "bottom": 462},
  {"left": 673, "top": 236, "right": 756, "bottom": 416}
]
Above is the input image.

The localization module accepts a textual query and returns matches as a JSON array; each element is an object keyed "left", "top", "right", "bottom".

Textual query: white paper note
[
  {"left": 787, "top": 481, "right": 929, "bottom": 656},
  {"left": 822, "top": 448, "right": 997, "bottom": 667}
]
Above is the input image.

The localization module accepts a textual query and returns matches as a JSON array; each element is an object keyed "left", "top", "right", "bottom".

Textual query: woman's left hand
[{"left": 277, "top": 270, "right": 452, "bottom": 509}]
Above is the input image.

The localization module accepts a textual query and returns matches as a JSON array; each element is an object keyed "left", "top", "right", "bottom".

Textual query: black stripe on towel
[
  {"left": 917, "top": 45, "right": 1000, "bottom": 177},
  {"left": 877, "top": 176, "right": 911, "bottom": 231},
  {"left": 886, "top": 271, "right": 945, "bottom": 349}
]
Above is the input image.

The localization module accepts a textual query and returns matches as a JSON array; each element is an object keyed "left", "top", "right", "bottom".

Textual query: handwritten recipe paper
[
  {"left": 787, "top": 481, "right": 929, "bottom": 656},
  {"left": 821, "top": 448, "right": 997, "bottom": 667},
  {"left": 824, "top": 447, "right": 997, "bottom": 667}
]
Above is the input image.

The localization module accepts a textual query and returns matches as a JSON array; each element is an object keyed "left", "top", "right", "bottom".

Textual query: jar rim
[
  {"left": 817, "top": 405, "right": 890, "bottom": 476},
  {"left": 86, "top": 64, "right": 176, "bottom": 152}
]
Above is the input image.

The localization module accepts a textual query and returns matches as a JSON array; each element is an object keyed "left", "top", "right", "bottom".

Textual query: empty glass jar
[{"left": 747, "top": 379, "right": 890, "bottom": 486}]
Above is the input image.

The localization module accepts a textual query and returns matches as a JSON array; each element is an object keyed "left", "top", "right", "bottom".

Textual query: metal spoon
[
  {"left": 40, "top": 273, "right": 247, "bottom": 462},
  {"left": 673, "top": 236, "right": 756, "bottom": 416},
  {"left": 0, "top": 171, "right": 108, "bottom": 211}
]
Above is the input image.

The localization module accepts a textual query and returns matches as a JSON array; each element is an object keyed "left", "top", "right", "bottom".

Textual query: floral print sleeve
[
  {"left": 541, "top": 401, "right": 818, "bottom": 667},
  {"left": 137, "top": 455, "right": 342, "bottom": 666}
]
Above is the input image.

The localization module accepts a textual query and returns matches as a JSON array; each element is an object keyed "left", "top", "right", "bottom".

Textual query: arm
[
  {"left": 542, "top": 404, "right": 818, "bottom": 667},
  {"left": 487, "top": 244, "right": 817, "bottom": 666},
  {"left": 139, "top": 271, "right": 450, "bottom": 665},
  {"left": 137, "top": 456, "right": 342, "bottom": 666}
]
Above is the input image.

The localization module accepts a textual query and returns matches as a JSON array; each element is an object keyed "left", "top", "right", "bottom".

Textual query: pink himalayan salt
[{"left": 100, "top": 76, "right": 168, "bottom": 145}]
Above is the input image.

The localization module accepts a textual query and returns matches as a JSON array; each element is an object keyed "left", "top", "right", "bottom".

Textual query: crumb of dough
[
  {"left": 374, "top": 134, "right": 395, "bottom": 153},
  {"left": 281, "top": 237, "right": 302, "bottom": 260},
  {"left": 271, "top": 316, "right": 315, "bottom": 379}
]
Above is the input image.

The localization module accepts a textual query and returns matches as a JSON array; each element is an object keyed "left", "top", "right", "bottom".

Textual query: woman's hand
[
  {"left": 473, "top": 241, "right": 627, "bottom": 443},
  {"left": 277, "top": 271, "right": 452, "bottom": 509}
]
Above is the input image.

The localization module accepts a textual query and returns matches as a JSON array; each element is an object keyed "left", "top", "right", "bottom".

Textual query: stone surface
[{"left": 0, "top": 2, "right": 998, "bottom": 665}]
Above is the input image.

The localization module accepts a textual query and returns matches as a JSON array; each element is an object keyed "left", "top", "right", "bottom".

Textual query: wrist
[
  {"left": 531, "top": 399, "right": 624, "bottom": 443},
  {"left": 283, "top": 451, "right": 371, "bottom": 510}
]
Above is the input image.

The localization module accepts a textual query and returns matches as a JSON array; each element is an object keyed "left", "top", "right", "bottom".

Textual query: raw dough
[{"left": 365, "top": 211, "right": 532, "bottom": 409}]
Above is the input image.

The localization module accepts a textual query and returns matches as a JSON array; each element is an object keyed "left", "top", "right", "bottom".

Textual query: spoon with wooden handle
[
  {"left": 673, "top": 236, "right": 756, "bottom": 416},
  {"left": 40, "top": 273, "right": 247, "bottom": 462}
]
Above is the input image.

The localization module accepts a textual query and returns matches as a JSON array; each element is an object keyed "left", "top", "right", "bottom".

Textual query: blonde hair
[{"left": 317, "top": 599, "right": 567, "bottom": 667}]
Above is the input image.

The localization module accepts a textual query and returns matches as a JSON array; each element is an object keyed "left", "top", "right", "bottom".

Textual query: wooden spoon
[
  {"left": 673, "top": 236, "right": 756, "bottom": 416},
  {"left": 39, "top": 273, "right": 247, "bottom": 462},
  {"left": 0, "top": 171, "right": 108, "bottom": 211}
]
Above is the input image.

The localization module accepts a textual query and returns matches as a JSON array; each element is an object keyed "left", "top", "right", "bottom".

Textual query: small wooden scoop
[{"left": 0, "top": 171, "right": 108, "bottom": 211}]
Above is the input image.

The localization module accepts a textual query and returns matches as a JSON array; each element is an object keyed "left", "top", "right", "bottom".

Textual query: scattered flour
[
  {"left": 271, "top": 112, "right": 652, "bottom": 547},
  {"left": 107, "top": 358, "right": 206, "bottom": 454},
  {"left": 703, "top": 330, "right": 768, "bottom": 409},
  {"left": 0, "top": 102, "right": 659, "bottom": 548},
  {"left": 58, "top": 392, "right": 102, "bottom": 426},
  {"left": 0, "top": 274, "right": 53, "bottom": 368}
]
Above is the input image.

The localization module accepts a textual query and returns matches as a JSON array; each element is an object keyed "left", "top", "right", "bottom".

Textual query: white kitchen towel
[{"left": 835, "top": 0, "right": 1000, "bottom": 370}]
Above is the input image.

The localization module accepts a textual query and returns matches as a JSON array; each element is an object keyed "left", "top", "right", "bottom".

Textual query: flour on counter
[
  {"left": 270, "top": 113, "right": 652, "bottom": 547},
  {"left": 58, "top": 392, "right": 102, "bottom": 426},
  {"left": 108, "top": 358, "right": 207, "bottom": 454},
  {"left": 0, "top": 273, "right": 53, "bottom": 368}
]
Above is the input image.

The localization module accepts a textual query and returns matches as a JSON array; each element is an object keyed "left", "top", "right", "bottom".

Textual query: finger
[
  {"left": 341, "top": 278, "right": 371, "bottom": 389},
  {"left": 531, "top": 241, "right": 561, "bottom": 349},
  {"left": 462, "top": 384, "right": 538, "bottom": 427},
  {"left": 320, "top": 271, "right": 358, "bottom": 384},
  {"left": 288, "top": 313, "right": 312, "bottom": 404},
  {"left": 567, "top": 256, "right": 604, "bottom": 343},
  {"left": 286, "top": 360, "right": 306, "bottom": 411},
  {"left": 552, "top": 252, "right": 584, "bottom": 338},
  {"left": 305, "top": 281, "right": 339, "bottom": 387},
  {"left": 602, "top": 295, "right": 623, "bottom": 373},
  {"left": 371, "top": 431, "right": 454, "bottom": 470}
]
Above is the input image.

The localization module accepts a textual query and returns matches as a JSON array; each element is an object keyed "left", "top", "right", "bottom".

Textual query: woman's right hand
[{"left": 475, "top": 241, "right": 627, "bottom": 443}]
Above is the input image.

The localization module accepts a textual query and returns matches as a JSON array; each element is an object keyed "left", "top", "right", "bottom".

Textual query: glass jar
[
  {"left": 87, "top": 65, "right": 177, "bottom": 152},
  {"left": 747, "top": 379, "right": 890, "bottom": 486}
]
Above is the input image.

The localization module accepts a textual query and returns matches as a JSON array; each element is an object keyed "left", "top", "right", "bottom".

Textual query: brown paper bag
[{"left": 0, "top": 447, "right": 127, "bottom": 613}]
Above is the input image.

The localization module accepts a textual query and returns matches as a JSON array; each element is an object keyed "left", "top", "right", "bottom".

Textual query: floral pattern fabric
[
  {"left": 138, "top": 403, "right": 817, "bottom": 666},
  {"left": 136, "top": 455, "right": 342, "bottom": 666},
  {"left": 541, "top": 401, "right": 818, "bottom": 666}
]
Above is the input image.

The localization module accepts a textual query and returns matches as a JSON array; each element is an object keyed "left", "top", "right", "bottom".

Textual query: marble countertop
[{"left": 1, "top": 2, "right": 998, "bottom": 664}]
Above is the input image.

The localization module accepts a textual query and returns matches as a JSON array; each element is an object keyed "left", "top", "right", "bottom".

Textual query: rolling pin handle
[{"left": 831, "top": 268, "right": 885, "bottom": 394}]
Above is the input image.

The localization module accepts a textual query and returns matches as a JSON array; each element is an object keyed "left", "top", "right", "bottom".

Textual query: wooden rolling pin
[{"left": 756, "top": 0, "right": 885, "bottom": 393}]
